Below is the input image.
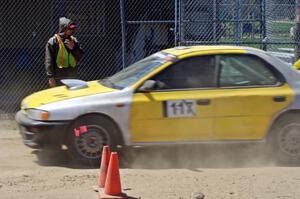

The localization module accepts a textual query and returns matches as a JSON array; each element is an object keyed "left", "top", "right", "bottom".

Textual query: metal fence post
[
  {"left": 235, "top": 0, "right": 241, "bottom": 45},
  {"left": 213, "top": 0, "right": 217, "bottom": 41},
  {"left": 119, "top": 0, "right": 126, "bottom": 69},
  {"left": 175, "top": 0, "right": 178, "bottom": 46},
  {"left": 261, "top": 0, "right": 267, "bottom": 51},
  {"left": 179, "top": 0, "right": 184, "bottom": 46},
  {"left": 296, "top": 0, "right": 300, "bottom": 60}
]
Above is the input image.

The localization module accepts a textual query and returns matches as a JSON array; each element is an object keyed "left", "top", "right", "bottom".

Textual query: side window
[
  {"left": 152, "top": 55, "right": 216, "bottom": 90},
  {"left": 219, "top": 55, "right": 280, "bottom": 87}
]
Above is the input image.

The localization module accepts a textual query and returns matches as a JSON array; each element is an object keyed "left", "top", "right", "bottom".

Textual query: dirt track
[{"left": 1, "top": 119, "right": 300, "bottom": 199}]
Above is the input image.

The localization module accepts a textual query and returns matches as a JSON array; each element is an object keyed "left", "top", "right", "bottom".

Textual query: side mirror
[{"left": 138, "top": 80, "right": 156, "bottom": 92}]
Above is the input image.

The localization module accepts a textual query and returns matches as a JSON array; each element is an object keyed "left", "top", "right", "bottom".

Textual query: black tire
[
  {"left": 66, "top": 114, "right": 122, "bottom": 166},
  {"left": 268, "top": 114, "right": 300, "bottom": 164}
]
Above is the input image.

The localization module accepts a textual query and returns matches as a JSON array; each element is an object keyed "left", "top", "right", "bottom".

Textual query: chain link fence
[{"left": 0, "top": 0, "right": 296, "bottom": 118}]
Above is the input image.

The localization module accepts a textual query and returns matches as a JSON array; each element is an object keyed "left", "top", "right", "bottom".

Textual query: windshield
[{"left": 100, "top": 52, "right": 175, "bottom": 89}]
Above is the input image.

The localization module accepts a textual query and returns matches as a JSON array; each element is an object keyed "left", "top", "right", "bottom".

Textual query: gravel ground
[{"left": 1, "top": 119, "right": 300, "bottom": 199}]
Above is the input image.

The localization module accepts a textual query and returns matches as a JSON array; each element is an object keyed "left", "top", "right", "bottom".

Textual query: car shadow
[
  {"left": 32, "top": 144, "right": 299, "bottom": 169},
  {"left": 32, "top": 149, "right": 97, "bottom": 169}
]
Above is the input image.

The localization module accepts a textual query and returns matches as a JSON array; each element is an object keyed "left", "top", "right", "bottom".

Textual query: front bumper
[{"left": 15, "top": 111, "right": 71, "bottom": 149}]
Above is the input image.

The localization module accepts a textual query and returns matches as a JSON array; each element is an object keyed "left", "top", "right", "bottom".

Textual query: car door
[
  {"left": 130, "top": 55, "right": 217, "bottom": 143},
  {"left": 214, "top": 54, "right": 294, "bottom": 140}
]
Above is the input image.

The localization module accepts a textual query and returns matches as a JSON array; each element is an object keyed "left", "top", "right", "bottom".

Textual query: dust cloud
[
  {"left": 2, "top": 120, "right": 300, "bottom": 199},
  {"left": 120, "top": 143, "right": 279, "bottom": 169}
]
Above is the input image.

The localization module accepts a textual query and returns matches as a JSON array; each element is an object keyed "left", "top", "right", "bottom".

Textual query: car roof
[{"left": 163, "top": 45, "right": 250, "bottom": 57}]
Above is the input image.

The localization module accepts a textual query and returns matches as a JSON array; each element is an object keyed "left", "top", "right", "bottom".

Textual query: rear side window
[{"left": 219, "top": 55, "right": 280, "bottom": 87}]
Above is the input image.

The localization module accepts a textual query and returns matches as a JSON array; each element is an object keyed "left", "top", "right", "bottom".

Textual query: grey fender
[{"left": 38, "top": 87, "right": 135, "bottom": 145}]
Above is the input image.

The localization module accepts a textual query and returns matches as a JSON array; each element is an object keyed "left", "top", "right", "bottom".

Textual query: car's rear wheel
[
  {"left": 269, "top": 114, "right": 300, "bottom": 164},
  {"left": 66, "top": 115, "right": 122, "bottom": 166}
]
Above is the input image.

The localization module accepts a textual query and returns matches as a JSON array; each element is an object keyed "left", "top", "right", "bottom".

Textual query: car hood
[{"left": 21, "top": 80, "right": 118, "bottom": 109}]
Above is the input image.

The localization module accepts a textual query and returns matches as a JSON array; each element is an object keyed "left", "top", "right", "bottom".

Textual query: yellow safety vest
[{"left": 55, "top": 34, "right": 77, "bottom": 68}]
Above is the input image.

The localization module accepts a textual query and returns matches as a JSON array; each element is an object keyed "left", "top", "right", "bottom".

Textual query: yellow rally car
[{"left": 16, "top": 45, "right": 300, "bottom": 165}]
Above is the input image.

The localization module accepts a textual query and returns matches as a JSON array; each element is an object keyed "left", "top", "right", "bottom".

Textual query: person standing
[{"left": 45, "top": 17, "right": 84, "bottom": 87}]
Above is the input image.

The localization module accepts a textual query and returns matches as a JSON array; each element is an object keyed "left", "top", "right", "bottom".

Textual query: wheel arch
[
  {"left": 267, "top": 109, "right": 300, "bottom": 139},
  {"left": 63, "top": 112, "right": 124, "bottom": 145}
]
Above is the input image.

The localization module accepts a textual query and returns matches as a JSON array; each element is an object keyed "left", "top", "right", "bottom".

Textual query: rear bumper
[{"left": 15, "top": 111, "right": 71, "bottom": 149}]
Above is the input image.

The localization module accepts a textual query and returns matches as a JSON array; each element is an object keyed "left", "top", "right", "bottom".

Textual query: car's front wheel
[
  {"left": 66, "top": 115, "right": 122, "bottom": 166},
  {"left": 269, "top": 114, "right": 300, "bottom": 164}
]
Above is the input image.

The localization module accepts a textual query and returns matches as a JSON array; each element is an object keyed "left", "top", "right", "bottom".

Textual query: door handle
[
  {"left": 196, "top": 99, "right": 211, "bottom": 105},
  {"left": 273, "top": 96, "right": 286, "bottom": 102}
]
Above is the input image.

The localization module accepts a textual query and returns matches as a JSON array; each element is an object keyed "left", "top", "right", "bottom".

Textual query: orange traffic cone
[
  {"left": 104, "top": 152, "right": 122, "bottom": 195},
  {"left": 98, "top": 145, "right": 111, "bottom": 188}
]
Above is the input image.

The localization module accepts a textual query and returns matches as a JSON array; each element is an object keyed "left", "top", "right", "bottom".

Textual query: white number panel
[{"left": 165, "top": 100, "right": 196, "bottom": 118}]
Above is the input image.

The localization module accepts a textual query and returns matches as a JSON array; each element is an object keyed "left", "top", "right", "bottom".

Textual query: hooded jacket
[{"left": 45, "top": 17, "right": 84, "bottom": 79}]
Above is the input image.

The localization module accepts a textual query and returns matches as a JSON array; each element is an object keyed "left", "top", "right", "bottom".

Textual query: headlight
[{"left": 27, "top": 109, "right": 50, "bottom": 120}]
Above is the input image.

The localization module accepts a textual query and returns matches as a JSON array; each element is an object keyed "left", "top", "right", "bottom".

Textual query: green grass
[
  {"left": 215, "top": 21, "right": 295, "bottom": 50},
  {"left": 268, "top": 21, "right": 294, "bottom": 33}
]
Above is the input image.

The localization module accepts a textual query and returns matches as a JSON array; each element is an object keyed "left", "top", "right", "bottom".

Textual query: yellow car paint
[
  {"left": 130, "top": 89, "right": 216, "bottom": 142},
  {"left": 214, "top": 83, "right": 294, "bottom": 140},
  {"left": 293, "top": 59, "right": 300, "bottom": 70},
  {"left": 130, "top": 47, "right": 294, "bottom": 142},
  {"left": 21, "top": 80, "right": 117, "bottom": 110},
  {"left": 163, "top": 45, "right": 247, "bottom": 57},
  {"left": 177, "top": 49, "right": 246, "bottom": 59},
  {"left": 130, "top": 84, "right": 294, "bottom": 142}
]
